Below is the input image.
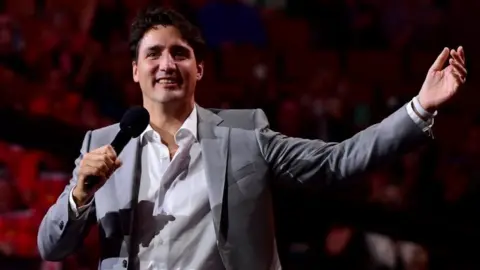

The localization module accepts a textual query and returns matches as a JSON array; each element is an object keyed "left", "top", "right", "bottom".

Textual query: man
[{"left": 37, "top": 6, "right": 467, "bottom": 270}]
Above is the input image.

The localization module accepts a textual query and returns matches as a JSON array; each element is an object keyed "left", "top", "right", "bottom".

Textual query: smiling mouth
[{"left": 155, "top": 78, "right": 181, "bottom": 86}]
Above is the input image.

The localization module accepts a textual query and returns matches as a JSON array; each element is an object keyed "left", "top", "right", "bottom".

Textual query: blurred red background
[{"left": 0, "top": 0, "right": 479, "bottom": 269}]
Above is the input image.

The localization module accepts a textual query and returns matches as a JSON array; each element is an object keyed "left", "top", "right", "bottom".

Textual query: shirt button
[
  {"left": 59, "top": 221, "right": 64, "bottom": 230},
  {"left": 122, "top": 259, "right": 128, "bottom": 268}
]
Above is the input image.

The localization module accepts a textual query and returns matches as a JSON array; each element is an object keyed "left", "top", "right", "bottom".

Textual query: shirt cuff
[
  {"left": 406, "top": 96, "right": 437, "bottom": 136},
  {"left": 69, "top": 186, "right": 93, "bottom": 218}
]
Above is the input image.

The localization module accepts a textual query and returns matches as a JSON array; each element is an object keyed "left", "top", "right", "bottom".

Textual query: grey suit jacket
[{"left": 37, "top": 105, "right": 428, "bottom": 270}]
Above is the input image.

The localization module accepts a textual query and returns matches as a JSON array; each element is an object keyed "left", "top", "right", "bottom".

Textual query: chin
[
  {"left": 146, "top": 83, "right": 193, "bottom": 104},
  {"left": 151, "top": 91, "right": 186, "bottom": 104}
]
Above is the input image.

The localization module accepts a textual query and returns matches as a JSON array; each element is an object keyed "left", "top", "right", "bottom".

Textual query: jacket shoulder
[{"left": 209, "top": 108, "right": 269, "bottom": 129}]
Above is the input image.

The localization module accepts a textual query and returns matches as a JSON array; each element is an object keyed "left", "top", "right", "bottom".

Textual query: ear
[
  {"left": 132, "top": 61, "right": 139, "bottom": 82},
  {"left": 196, "top": 61, "right": 204, "bottom": 81}
]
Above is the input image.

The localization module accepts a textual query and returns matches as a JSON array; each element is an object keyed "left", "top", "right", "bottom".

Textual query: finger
[
  {"left": 87, "top": 163, "right": 110, "bottom": 180},
  {"left": 449, "top": 59, "right": 467, "bottom": 78},
  {"left": 90, "top": 145, "right": 116, "bottom": 158},
  {"left": 100, "top": 152, "right": 115, "bottom": 168},
  {"left": 458, "top": 46, "right": 465, "bottom": 62},
  {"left": 83, "top": 153, "right": 115, "bottom": 171},
  {"left": 82, "top": 158, "right": 109, "bottom": 173},
  {"left": 80, "top": 164, "right": 108, "bottom": 180},
  {"left": 87, "top": 150, "right": 116, "bottom": 164},
  {"left": 450, "top": 49, "right": 465, "bottom": 66},
  {"left": 430, "top": 47, "right": 450, "bottom": 71},
  {"left": 84, "top": 153, "right": 115, "bottom": 171},
  {"left": 451, "top": 70, "right": 465, "bottom": 85},
  {"left": 114, "top": 159, "right": 123, "bottom": 169},
  {"left": 90, "top": 146, "right": 109, "bottom": 154},
  {"left": 104, "top": 157, "right": 119, "bottom": 177},
  {"left": 104, "top": 145, "right": 117, "bottom": 159},
  {"left": 85, "top": 151, "right": 106, "bottom": 160}
]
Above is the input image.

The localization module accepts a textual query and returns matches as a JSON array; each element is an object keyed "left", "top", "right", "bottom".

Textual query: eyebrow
[
  {"left": 144, "top": 45, "right": 163, "bottom": 55},
  {"left": 144, "top": 44, "right": 191, "bottom": 55}
]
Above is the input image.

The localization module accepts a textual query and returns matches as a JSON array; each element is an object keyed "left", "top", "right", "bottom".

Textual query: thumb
[
  {"left": 115, "top": 159, "right": 123, "bottom": 169},
  {"left": 430, "top": 47, "right": 450, "bottom": 71}
]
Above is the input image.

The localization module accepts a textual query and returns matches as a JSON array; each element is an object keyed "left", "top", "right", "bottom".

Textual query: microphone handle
[{"left": 83, "top": 130, "right": 132, "bottom": 190}]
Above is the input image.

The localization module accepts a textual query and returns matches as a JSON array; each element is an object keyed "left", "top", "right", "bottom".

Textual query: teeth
[{"left": 157, "top": 79, "right": 176, "bottom": 84}]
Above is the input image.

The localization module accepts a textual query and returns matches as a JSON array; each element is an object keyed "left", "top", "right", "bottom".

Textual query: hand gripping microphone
[{"left": 84, "top": 106, "right": 150, "bottom": 190}]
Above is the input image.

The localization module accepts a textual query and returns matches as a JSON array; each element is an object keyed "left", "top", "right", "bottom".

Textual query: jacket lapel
[
  {"left": 112, "top": 138, "right": 141, "bottom": 210},
  {"left": 196, "top": 106, "right": 230, "bottom": 239},
  {"left": 117, "top": 106, "right": 230, "bottom": 262}
]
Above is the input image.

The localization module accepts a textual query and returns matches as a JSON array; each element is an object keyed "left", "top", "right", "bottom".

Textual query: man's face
[{"left": 132, "top": 25, "right": 203, "bottom": 105}]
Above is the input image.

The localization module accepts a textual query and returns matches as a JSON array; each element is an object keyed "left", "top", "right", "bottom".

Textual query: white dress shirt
[
  {"left": 133, "top": 105, "right": 221, "bottom": 270},
  {"left": 70, "top": 106, "right": 222, "bottom": 270},
  {"left": 69, "top": 98, "right": 435, "bottom": 269},
  {"left": 406, "top": 96, "right": 436, "bottom": 136}
]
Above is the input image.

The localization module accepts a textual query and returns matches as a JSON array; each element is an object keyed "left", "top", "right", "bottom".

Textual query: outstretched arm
[
  {"left": 255, "top": 46, "right": 467, "bottom": 185},
  {"left": 256, "top": 103, "right": 428, "bottom": 184}
]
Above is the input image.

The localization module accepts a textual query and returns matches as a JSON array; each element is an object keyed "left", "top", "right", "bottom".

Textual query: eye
[
  {"left": 146, "top": 51, "right": 159, "bottom": 59},
  {"left": 171, "top": 48, "right": 189, "bottom": 60}
]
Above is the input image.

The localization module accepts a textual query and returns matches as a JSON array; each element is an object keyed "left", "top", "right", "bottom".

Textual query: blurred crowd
[{"left": 1, "top": 0, "right": 480, "bottom": 269}]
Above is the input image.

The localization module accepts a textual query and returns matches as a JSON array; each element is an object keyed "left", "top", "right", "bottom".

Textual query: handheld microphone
[{"left": 84, "top": 106, "right": 150, "bottom": 190}]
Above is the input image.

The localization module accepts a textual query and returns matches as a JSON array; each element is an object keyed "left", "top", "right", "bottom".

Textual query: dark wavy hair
[{"left": 129, "top": 6, "right": 206, "bottom": 62}]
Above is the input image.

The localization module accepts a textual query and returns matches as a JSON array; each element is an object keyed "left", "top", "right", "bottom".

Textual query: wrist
[
  {"left": 72, "top": 186, "right": 92, "bottom": 207},
  {"left": 416, "top": 95, "right": 436, "bottom": 114}
]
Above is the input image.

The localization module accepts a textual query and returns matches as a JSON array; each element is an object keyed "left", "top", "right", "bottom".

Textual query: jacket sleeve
[
  {"left": 37, "top": 131, "right": 97, "bottom": 261},
  {"left": 255, "top": 104, "right": 430, "bottom": 186}
]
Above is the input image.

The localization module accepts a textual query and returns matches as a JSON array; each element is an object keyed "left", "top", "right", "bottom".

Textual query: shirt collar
[{"left": 140, "top": 105, "right": 198, "bottom": 145}]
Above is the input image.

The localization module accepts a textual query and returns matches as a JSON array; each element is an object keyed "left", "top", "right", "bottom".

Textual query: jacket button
[
  {"left": 122, "top": 259, "right": 127, "bottom": 268},
  {"left": 59, "top": 221, "right": 64, "bottom": 230}
]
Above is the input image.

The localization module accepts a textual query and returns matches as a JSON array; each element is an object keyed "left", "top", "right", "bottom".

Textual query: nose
[{"left": 158, "top": 53, "right": 176, "bottom": 72}]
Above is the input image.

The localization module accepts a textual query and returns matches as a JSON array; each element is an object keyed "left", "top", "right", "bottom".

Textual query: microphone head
[{"left": 119, "top": 106, "right": 150, "bottom": 138}]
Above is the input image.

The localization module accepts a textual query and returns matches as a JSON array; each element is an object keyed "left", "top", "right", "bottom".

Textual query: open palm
[{"left": 418, "top": 47, "right": 467, "bottom": 112}]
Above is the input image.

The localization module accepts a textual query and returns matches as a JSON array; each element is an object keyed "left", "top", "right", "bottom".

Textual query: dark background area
[{"left": 1, "top": 0, "right": 480, "bottom": 269}]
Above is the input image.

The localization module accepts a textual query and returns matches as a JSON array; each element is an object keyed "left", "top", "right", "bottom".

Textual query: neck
[{"left": 143, "top": 99, "right": 195, "bottom": 142}]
